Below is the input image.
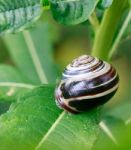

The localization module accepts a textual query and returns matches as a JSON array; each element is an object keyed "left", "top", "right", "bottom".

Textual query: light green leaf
[
  {"left": 50, "top": 0, "right": 99, "bottom": 25},
  {"left": 0, "top": 0, "right": 42, "bottom": 35},
  {"left": 36, "top": 110, "right": 100, "bottom": 150},
  {"left": 109, "top": 9, "right": 131, "bottom": 58},
  {"left": 0, "top": 86, "right": 100, "bottom": 150},
  {"left": 3, "top": 18, "right": 58, "bottom": 84},
  {"left": 0, "top": 65, "right": 25, "bottom": 82},
  {"left": 129, "top": 0, "right": 131, "bottom": 7},
  {"left": 92, "top": 99, "right": 131, "bottom": 150},
  {"left": 93, "top": 116, "right": 126, "bottom": 150},
  {"left": 0, "top": 65, "right": 34, "bottom": 102},
  {"left": 105, "top": 101, "right": 131, "bottom": 125}
]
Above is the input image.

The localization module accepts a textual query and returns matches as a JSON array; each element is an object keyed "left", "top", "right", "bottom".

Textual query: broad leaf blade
[
  {"left": 50, "top": 0, "right": 99, "bottom": 25},
  {"left": 93, "top": 116, "right": 126, "bottom": 150},
  {"left": 0, "top": 65, "right": 34, "bottom": 102},
  {"left": 129, "top": 0, "right": 131, "bottom": 7},
  {"left": 3, "top": 18, "right": 58, "bottom": 84},
  {"left": 0, "top": 86, "right": 61, "bottom": 150},
  {"left": 122, "top": 14, "right": 131, "bottom": 40},
  {"left": 0, "top": 86, "right": 101, "bottom": 150},
  {"left": 0, "top": 65, "right": 26, "bottom": 82},
  {"left": 36, "top": 110, "right": 100, "bottom": 150},
  {"left": 105, "top": 101, "right": 131, "bottom": 125}
]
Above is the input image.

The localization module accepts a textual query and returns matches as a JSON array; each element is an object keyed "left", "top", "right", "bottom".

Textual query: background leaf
[
  {"left": 3, "top": 16, "right": 59, "bottom": 84},
  {"left": 129, "top": 0, "right": 131, "bottom": 7},
  {"left": 98, "top": 0, "right": 114, "bottom": 9},
  {"left": 93, "top": 116, "right": 126, "bottom": 150},
  {"left": 105, "top": 101, "right": 131, "bottom": 125},
  {"left": 0, "top": 0, "right": 42, "bottom": 34},
  {"left": 50, "top": 0, "right": 99, "bottom": 25},
  {"left": 0, "top": 65, "right": 34, "bottom": 102}
]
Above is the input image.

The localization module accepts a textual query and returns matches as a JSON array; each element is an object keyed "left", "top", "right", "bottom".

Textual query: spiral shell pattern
[{"left": 55, "top": 55, "right": 119, "bottom": 113}]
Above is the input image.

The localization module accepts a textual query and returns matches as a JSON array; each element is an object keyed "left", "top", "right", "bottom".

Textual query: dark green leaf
[
  {"left": 42, "top": 0, "right": 50, "bottom": 7},
  {"left": 0, "top": 0, "right": 42, "bottom": 35},
  {"left": 98, "top": 0, "right": 114, "bottom": 9},
  {"left": 50, "top": 0, "right": 99, "bottom": 25}
]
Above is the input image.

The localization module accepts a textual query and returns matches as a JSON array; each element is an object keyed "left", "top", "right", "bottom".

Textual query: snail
[{"left": 55, "top": 55, "right": 119, "bottom": 114}]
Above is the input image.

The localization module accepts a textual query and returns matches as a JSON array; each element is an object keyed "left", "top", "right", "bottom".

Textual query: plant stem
[
  {"left": 92, "top": 0, "right": 128, "bottom": 60},
  {"left": 89, "top": 11, "right": 100, "bottom": 32},
  {"left": 109, "top": 10, "right": 131, "bottom": 59}
]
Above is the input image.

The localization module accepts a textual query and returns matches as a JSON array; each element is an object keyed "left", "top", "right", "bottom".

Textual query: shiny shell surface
[{"left": 55, "top": 55, "right": 119, "bottom": 113}]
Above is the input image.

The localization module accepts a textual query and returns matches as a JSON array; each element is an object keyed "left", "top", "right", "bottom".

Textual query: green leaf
[
  {"left": 121, "top": 11, "right": 131, "bottom": 40},
  {"left": 42, "top": 0, "right": 50, "bottom": 7},
  {"left": 105, "top": 101, "right": 131, "bottom": 125},
  {"left": 98, "top": 0, "right": 114, "bottom": 9},
  {"left": 0, "top": 86, "right": 61, "bottom": 150},
  {"left": 109, "top": 9, "right": 131, "bottom": 58},
  {"left": 36, "top": 110, "right": 100, "bottom": 150},
  {"left": 0, "top": 65, "right": 25, "bottom": 82},
  {"left": 3, "top": 17, "right": 58, "bottom": 84},
  {"left": 92, "top": 99, "right": 131, "bottom": 150},
  {"left": 0, "top": 65, "right": 34, "bottom": 102},
  {"left": 0, "top": 38, "right": 10, "bottom": 63},
  {"left": 93, "top": 116, "right": 126, "bottom": 150},
  {"left": 0, "top": 86, "right": 100, "bottom": 150},
  {"left": 0, "top": 0, "right": 42, "bottom": 35},
  {"left": 129, "top": 0, "right": 131, "bottom": 7},
  {"left": 50, "top": 0, "right": 99, "bottom": 25}
]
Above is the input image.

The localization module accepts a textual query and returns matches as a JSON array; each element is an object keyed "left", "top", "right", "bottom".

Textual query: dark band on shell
[{"left": 55, "top": 55, "right": 119, "bottom": 113}]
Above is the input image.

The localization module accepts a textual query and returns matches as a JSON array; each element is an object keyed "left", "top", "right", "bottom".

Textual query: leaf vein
[
  {"left": 99, "top": 121, "right": 118, "bottom": 145},
  {"left": 23, "top": 31, "right": 48, "bottom": 84},
  {"left": 35, "top": 111, "right": 65, "bottom": 150},
  {"left": 0, "top": 82, "right": 35, "bottom": 89}
]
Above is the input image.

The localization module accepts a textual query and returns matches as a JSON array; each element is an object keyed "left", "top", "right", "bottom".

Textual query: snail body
[{"left": 55, "top": 55, "right": 119, "bottom": 114}]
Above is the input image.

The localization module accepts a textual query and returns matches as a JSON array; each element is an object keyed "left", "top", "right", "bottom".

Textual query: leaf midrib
[
  {"left": 35, "top": 111, "right": 119, "bottom": 149},
  {"left": 0, "top": 82, "right": 35, "bottom": 89},
  {"left": 99, "top": 121, "right": 118, "bottom": 145},
  {"left": 35, "top": 111, "right": 65, "bottom": 150},
  {"left": 23, "top": 31, "right": 48, "bottom": 84}
]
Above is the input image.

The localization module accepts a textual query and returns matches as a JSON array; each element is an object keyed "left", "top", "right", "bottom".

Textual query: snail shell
[{"left": 55, "top": 55, "right": 119, "bottom": 114}]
